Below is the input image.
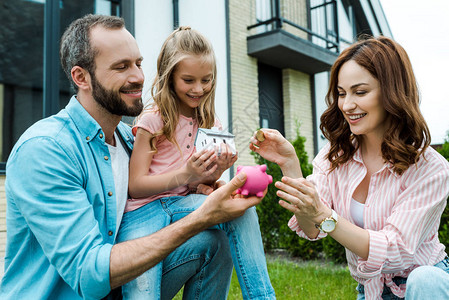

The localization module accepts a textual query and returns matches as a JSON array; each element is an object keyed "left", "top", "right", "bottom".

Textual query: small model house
[{"left": 194, "top": 127, "right": 236, "bottom": 155}]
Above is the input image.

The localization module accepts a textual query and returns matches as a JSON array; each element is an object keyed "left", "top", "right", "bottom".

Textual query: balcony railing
[{"left": 248, "top": 0, "right": 340, "bottom": 53}]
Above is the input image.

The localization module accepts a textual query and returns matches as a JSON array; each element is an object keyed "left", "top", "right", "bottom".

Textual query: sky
[{"left": 379, "top": 0, "right": 449, "bottom": 144}]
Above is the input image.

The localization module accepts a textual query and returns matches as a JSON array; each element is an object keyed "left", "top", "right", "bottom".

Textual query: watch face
[{"left": 321, "top": 219, "right": 336, "bottom": 232}]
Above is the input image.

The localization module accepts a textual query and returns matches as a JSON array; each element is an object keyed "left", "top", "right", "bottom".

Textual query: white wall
[
  {"left": 134, "top": 0, "right": 174, "bottom": 103},
  {"left": 178, "top": 0, "right": 229, "bottom": 133}
]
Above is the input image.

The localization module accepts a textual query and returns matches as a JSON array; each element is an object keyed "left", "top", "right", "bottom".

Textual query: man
[{"left": 0, "top": 14, "right": 262, "bottom": 299}]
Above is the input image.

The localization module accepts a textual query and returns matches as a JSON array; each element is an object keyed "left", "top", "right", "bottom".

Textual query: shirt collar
[
  {"left": 65, "top": 95, "right": 102, "bottom": 143},
  {"left": 352, "top": 146, "right": 364, "bottom": 163},
  {"left": 352, "top": 145, "right": 399, "bottom": 178}
]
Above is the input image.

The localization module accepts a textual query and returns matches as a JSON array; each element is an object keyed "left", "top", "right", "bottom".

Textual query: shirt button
[
  {"left": 104, "top": 156, "right": 109, "bottom": 161},
  {"left": 188, "top": 133, "right": 192, "bottom": 137},
  {"left": 99, "top": 133, "right": 103, "bottom": 138},
  {"left": 187, "top": 145, "right": 190, "bottom": 149},
  {"left": 86, "top": 136, "right": 90, "bottom": 140},
  {"left": 108, "top": 191, "right": 113, "bottom": 196},
  {"left": 189, "top": 122, "right": 193, "bottom": 125},
  {"left": 108, "top": 231, "right": 113, "bottom": 236}
]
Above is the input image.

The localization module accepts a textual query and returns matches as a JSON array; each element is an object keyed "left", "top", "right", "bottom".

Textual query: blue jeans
[
  {"left": 356, "top": 256, "right": 449, "bottom": 299},
  {"left": 117, "top": 194, "right": 275, "bottom": 299},
  {"left": 160, "top": 229, "right": 233, "bottom": 299}
]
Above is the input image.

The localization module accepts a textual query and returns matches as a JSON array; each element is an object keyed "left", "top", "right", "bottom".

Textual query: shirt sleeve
[
  {"left": 132, "top": 110, "right": 163, "bottom": 136},
  {"left": 7, "top": 137, "right": 112, "bottom": 299},
  {"left": 358, "top": 159, "right": 449, "bottom": 277},
  {"left": 288, "top": 145, "right": 333, "bottom": 240}
]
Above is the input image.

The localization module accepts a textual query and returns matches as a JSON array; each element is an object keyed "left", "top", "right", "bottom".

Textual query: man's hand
[{"left": 196, "top": 172, "right": 264, "bottom": 225}]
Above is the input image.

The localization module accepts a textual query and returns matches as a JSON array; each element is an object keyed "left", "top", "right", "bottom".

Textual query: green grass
[{"left": 174, "top": 254, "right": 357, "bottom": 299}]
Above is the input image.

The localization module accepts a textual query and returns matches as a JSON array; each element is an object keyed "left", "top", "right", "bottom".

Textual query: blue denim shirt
[{"left": 0, "top": 96, "right": 134, "bottom": 299}]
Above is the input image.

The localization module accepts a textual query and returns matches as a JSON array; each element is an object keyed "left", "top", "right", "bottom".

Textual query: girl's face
[
  {"left": 172, "top": 55, "right": 213, "bottom": 117},
  {"left": 337, "top": 60, "right": 388, "bottom": 140}
]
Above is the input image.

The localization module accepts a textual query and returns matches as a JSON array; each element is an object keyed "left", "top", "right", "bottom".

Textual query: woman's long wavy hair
[
  {"left": 320, "top": 36, "right": 430, "bottom": 175},
  {"left": 143, "top": 26, "right": 217, "bottom": 150}
]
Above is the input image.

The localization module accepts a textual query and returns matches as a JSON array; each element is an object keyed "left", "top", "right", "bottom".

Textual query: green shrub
[
  {"left": 437, "top": 132, "right": 449, "bottom": 159},
  {"left": 251, "top": 125, "right": 346, "bottom": 262},
  {"left": 436, "top": 132, "right": 449, "bottom": 248}
]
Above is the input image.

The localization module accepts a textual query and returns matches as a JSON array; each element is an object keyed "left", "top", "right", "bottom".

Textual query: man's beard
[{"left": 91, "top": 73, "right": 143, "bottom": 117}]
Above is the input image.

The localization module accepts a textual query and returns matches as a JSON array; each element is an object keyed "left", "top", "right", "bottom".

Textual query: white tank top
[{"left": 350, "top": 198, "right": 365, "bottom": 228}]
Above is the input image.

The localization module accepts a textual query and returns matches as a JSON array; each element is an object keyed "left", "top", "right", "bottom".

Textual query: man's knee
[{"left": 197, "top": 230, "right": 231, "bottom": 261}]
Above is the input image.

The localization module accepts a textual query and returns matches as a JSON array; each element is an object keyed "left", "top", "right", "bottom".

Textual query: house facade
[{"left": 0, "top": 0, "right": 391, "bottom": 259}]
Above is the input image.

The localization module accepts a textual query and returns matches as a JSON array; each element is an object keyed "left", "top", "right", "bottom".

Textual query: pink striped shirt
[{"left": 288, "top": 143, "right": 449, "bottom": 299}]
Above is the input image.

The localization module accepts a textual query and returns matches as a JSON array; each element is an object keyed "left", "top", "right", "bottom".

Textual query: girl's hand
[
  {"left": 275, "top": 177, "right": 329, "bottom": 224},
  {"left": 207, "top": 144, "right": 238, "bottom": 182},
  {"left": 249, "top": 129, "right": 297, "bottom": 167},
  {"left": 216, "top": 143, "right": 238, "bottom": 171},
  {"left": 193, "top": 180, "right": 227, "bottom": 196},
  {"left": 185, "top": 149, "right": 218, "bottom": 183}
]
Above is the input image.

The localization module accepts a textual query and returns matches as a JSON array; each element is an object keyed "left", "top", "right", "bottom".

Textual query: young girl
[
  {"left": 251, "top": 36, "right": 449, "bottom": 299},
  {"left": 117, "top": 27, "right": 275, "bottom": 300}
]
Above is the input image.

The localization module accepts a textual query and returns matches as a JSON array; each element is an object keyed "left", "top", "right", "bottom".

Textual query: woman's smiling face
[{"left": 337, "top": 59, "right": 388, "bottom": 139}]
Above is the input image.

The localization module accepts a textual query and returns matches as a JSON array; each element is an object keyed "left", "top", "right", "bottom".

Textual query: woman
[{"left": 250, "top": 36, "right": 449, "bottom": 299}]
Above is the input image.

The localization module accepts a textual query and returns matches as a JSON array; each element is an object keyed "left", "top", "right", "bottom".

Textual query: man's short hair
[{"left": 60, "top": 14, "right": 125, "bottom": 92}]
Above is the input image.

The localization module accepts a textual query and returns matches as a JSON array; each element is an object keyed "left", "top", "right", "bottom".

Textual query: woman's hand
[
  {"left": 249, "top": 129, "right": 302, "bottom": 178},
  {"left": 249, "top": 129, "right": 296, "bottom": 165},
  {"left": 275, "top": 176, "right": 330, "bottom": 224},
  {"left": 275, "top": 177, "right": 370, "bottom": 259}
]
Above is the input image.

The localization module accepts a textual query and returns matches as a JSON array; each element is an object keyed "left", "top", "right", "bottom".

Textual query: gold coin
[{"left": 256, "top": 130, "right": 265, "bottom": 142}]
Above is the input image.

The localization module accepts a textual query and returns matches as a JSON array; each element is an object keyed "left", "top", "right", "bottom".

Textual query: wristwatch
[{"left": 315, "top": 209, "right": 338, "bottom": 233}]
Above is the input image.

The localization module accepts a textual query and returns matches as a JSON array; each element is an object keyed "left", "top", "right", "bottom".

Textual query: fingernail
[{"left": 237, "top": 172, "right": 246, "bottom": 180}]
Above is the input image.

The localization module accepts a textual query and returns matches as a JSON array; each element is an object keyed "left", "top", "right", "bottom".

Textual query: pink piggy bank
[{"left": 235, "top": 165, "right": 273, "bottom": 197}]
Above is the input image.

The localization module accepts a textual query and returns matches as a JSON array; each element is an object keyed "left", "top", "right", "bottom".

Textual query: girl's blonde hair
[{"left": 146, "top": 26, "right": 217, "bottom": 150}]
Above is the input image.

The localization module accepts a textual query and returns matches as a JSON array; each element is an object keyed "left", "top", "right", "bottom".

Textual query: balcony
[{"left": 247, "top": 0, "right": 340, "bottom": 74}]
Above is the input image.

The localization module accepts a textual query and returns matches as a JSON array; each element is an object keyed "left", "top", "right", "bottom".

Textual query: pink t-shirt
[{"left": 125, "top": 108, "right": 221, "bottom": 212}]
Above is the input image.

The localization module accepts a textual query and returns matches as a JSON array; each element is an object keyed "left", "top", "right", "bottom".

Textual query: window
[
  {"left": 0, "top": 0, "right": 134, "bottom": 173},
  {"left": 255, "top": 0, "right": 274, "bottom": 32}
]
